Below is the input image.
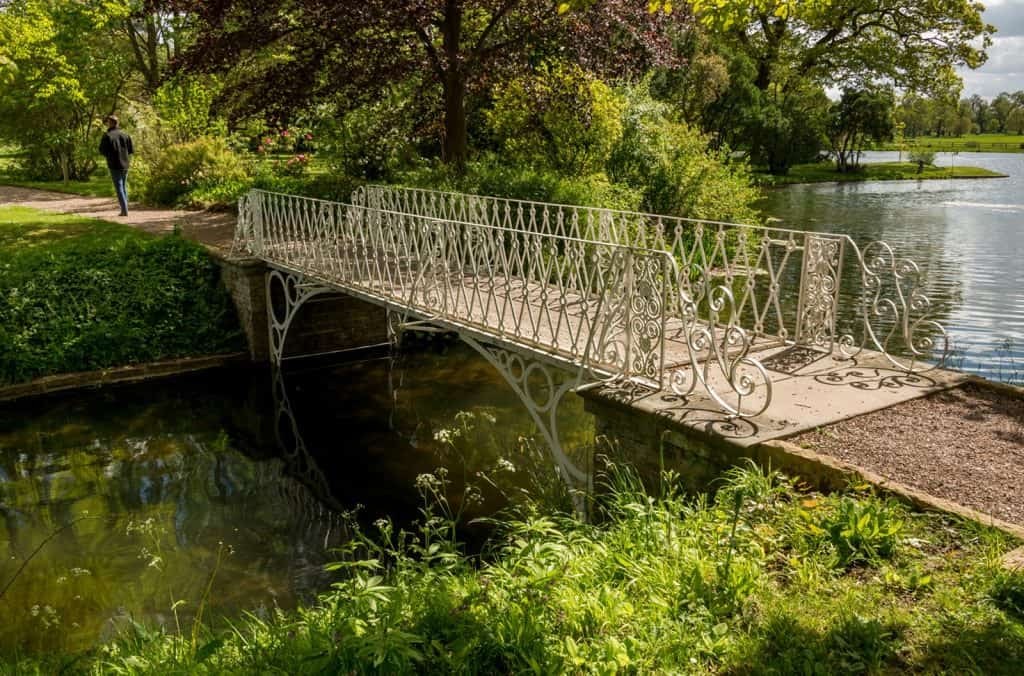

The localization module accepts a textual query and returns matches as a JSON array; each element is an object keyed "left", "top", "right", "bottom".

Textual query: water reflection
[
  {"left": 759, "top": 152, "right": 1024, "bottom": 381},
  {"left": 0, "top": 345, "right": 595, "bottom": 655}
]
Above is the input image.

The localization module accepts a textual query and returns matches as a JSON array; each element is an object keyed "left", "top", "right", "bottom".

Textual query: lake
[{"left": 759, "top": 151, "right": 1024, "bottom": 382}]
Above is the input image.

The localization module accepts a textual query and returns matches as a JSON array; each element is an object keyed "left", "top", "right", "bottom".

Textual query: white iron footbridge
[{"left": 234, "top": 186, "right": 949, "bottom": 487}]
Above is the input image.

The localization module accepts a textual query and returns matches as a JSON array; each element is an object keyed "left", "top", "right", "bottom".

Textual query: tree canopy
[
  {"left": 688, "top": 0, "right": 993, "bottom": 96},
  {"left": 160, "top": 0, "right": 685, "bottom": 167}
]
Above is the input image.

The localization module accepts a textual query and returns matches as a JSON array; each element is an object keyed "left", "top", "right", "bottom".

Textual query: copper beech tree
[{"left": 160, "top": 0, "right": 686, "bottom": 168}]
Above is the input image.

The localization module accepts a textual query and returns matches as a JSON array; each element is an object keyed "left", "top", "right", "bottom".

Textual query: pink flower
[
  {"left": 305, "top": 133, "right": 313, "bottom": 141},
  {"left": 256, "top": 145, "right": 265, "bottom": 153},
  {"left": 280, "top": 130, "right": 290, "bottom": 137},
  {"left": 263, "top": 137, "right": 272, "bottom": 145}
]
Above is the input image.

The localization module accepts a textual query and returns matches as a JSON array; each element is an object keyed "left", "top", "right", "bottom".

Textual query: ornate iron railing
[
  {"left": 353, "top": 184, "right": 949, "bottom": 371},
  {"left": 237, "top": 190, "right": 675, "bottom": 382},
  {"left": 237, "top": 189, "right": 781, "bottom": 418}
]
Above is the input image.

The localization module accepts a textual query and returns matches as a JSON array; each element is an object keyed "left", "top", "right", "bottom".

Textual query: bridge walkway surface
[{"left": 237, "top": 186, "right": 964, "bottom": 445}]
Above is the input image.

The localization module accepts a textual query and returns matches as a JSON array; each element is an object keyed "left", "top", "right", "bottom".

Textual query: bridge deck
[{"left": 263, "top": 241, "right": 965, "bottom": 445}]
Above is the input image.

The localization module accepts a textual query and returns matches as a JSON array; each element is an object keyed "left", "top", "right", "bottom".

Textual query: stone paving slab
[{"left": 591, "top": 346, "right": 968, "bottom": 447}]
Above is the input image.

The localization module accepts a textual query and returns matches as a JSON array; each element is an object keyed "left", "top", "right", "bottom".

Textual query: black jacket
[{"left": 99, "top": 128, "right": 133, "bottom": 172}]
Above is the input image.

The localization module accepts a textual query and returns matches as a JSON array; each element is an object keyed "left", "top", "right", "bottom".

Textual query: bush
[
  {"left": 398, "top": 156, "right": 643, "bottom": 212},
  {"left": 608, "top": 84, "right": 760, "bottom": 222},
  {"left": 319, "top": 88, "right": 417, "bottom": 181},
  {"left": 15, "top": 131, "right": 99, "bottom": 182},
  {"left": 487, "top": 62, "right": 625, "bottom": 176},
  {"left": 0, "top": 230, "right": 244, "bottom": 385},
  {"left": 908, "top": 149, "right": 936, "bottom": 167},
  {"left": 152, "top": 78, "right": 227, "bottom": 143},
  {"left": 138, "top": 136, "right": 248, "bottom": 207}
]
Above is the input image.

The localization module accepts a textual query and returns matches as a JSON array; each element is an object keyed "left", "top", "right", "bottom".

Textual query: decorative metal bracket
[
  {"left": 266, "top": 269, "right": 334, "bottom": 365},
  {"left": 458, "top": 334, "right": 592, "bottom": 507}
]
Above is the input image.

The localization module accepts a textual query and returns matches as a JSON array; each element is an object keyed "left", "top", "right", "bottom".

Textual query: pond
[
  {"left": 759, "top": 152, "right": 1024, "bottom": 382},
  {"left": 0, "top": 345, "right": 593, "bottom": 655}
]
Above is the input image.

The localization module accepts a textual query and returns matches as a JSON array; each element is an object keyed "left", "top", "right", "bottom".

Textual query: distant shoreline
[{"left": 757, "top": 162, "right": 1008, "bottom": 187}]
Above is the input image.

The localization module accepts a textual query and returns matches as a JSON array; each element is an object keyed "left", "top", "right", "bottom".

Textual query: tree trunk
[
  {"left": 441, "top": 0, "right": 467, "bottom": 171},
  {"left": 443, "top": 72, "right": 468, "bottom": 171}
]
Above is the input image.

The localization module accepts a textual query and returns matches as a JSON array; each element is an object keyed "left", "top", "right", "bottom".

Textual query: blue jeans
[{"left": 110, "top": 168, "right": 129, "bottom": 214}]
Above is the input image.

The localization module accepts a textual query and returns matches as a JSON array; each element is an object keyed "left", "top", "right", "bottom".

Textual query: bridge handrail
[
  {"left": 238, "top": 189, "right": 776, "bottom": 418},
  {"left": 354, "top": 184, "right": 949, "bottom": 373}
]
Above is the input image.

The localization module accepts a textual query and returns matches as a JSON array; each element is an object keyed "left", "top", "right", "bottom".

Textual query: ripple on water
[{"left": 759, "top": 151, "right": 1024, "bottom": 382}]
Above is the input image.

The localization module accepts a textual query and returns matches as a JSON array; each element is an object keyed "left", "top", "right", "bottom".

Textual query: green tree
[
  {"left": 826, "top": 88, "right": 894, "bottom": 173},
  {"left": 744, "top": 83, "right": 830, "bottom": 174},
  {"left": 991, "top": 92, "right": 1016, "bottom": 133},
  {"left": 487, "top": 62, "right": 625, "bottom": 176},
  {"left": 1007, "top": 107, "right": 1024, "bottom": 136},
  {"left": 161, "top": 0, "right": 682, "bottom": 171},
  {"left": 688, "top": 0, "right": 992, "bottom": 97},
  {"left": 0, "top": 0, "right": 131, "bottom": 181}
]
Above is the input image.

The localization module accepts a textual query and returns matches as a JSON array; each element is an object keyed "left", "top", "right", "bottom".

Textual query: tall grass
[{"left": 5, "top": 458, "right": 1021, "bottom": 674}]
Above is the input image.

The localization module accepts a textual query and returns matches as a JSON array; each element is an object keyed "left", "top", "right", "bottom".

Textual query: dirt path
[
  {"left": 0, "top": 185, "right": 237, "bottom": 252},
  {"left": 792, "top": 383, "right": 1024, "bottom": 527}
]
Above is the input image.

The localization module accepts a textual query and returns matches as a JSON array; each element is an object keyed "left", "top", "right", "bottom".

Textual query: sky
[{"left": 960, "top": 0, "right": 1024, "bottom": 98}]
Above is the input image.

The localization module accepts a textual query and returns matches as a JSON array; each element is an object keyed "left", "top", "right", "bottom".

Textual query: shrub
[
  {"left": 0, "top": 228, "right": 244, "bottom": 384},
  {"left": 398, "top": 157, "right": 643, "bottom": 212},
  {"left": 138, "top": 136, "right": 248, "bottom": 207},
  {"left": 152, "top": 77, "right": 226, "bottom": 143},
  {"left": 608, "top": 84, "right": 760, "bottom": 223},
  {"left": 908, "top": 149, "right": 936, "bottom": 168},
  {"left": 487, "top": 62, "right": 625, "bottom": 176},
  {"left": 319, "top": 88, "right": 416, "bottom": 181}
]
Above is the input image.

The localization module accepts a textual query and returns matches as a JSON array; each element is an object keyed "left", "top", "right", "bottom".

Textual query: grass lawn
[
  {"left": 758, "top": 161, "right": 1008, "bottom": 186},
  {"left": 0, "top": 206, "right": 243, "bottom": 385},
  {"left": 875, "top": 133, "right": 1024, "bottom": 153},
  {"left": 0, "top": 151, "right": 115, "bottom": 198},
  {"left": 4, "top": 461, "right": 1022, "bottom": 674}
]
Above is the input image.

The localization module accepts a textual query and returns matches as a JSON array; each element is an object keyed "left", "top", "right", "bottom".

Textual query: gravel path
[
  {"left": 792, "top": 383, "right": 1024, "bottom": 526},
  {"left": 0, "top": 185, "right": 236, "bottom": 251}
]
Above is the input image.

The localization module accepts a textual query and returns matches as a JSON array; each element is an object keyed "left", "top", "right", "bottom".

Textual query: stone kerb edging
[
  {"left": 756, "top": 436, "right": 1024, "bottom": 571},
  {"left": 966, "top": 374, "right": 1024, "bottom": 399},
  {"left": 0, "top": 353, "right": 249, "bottom": 403}
]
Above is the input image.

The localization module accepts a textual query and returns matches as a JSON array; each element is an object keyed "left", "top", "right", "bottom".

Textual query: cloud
[{"left": 958, "top": 1, "right": 1024, "bottom": 97}]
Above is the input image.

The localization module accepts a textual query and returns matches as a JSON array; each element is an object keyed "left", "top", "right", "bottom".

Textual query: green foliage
[
  {"left": 152, "top": 78, "right": 227, "bottom": 144},
  {"left": 319, "top": 88, "right": 416, "bottom": 181},
  {"left": 827, "top": 88, "right": 895, "bottom": 173},
  {"left": 608, "top": 84, "right": 760, "bottom": 222},
  {"left": 991, "top": 569, "right": 1024, "bottom": 618},
  {"left": 399, "top": 156, "right": 643, "bottom": 212},
  {"left": 819, "top": 496, "right": 904, "bottom": 567},
  {"left": 487, "top": 62, "right": 625, "bottom": 177},
  {"left": 908, "top": 150, "right": 937, "bottom": 168},
  {"left": 6, "top": 459, "right": 1022, "bottom": 673},
  {"left": 0, "top": 0, "right": 128, "bottom": 181},
  {"left": 745, "top": 84, "right": 830, "bottom": 176},
  {"left": 0, "top": 207, "right": 243, "bottom": 385},
  {"left": 137, "top": 137, "right": 247, "bottom": 207}
]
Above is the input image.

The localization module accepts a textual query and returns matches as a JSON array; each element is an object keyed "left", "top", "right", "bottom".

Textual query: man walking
[{"left": 98, "top": 115, "right": 133, "bottom": 216}]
